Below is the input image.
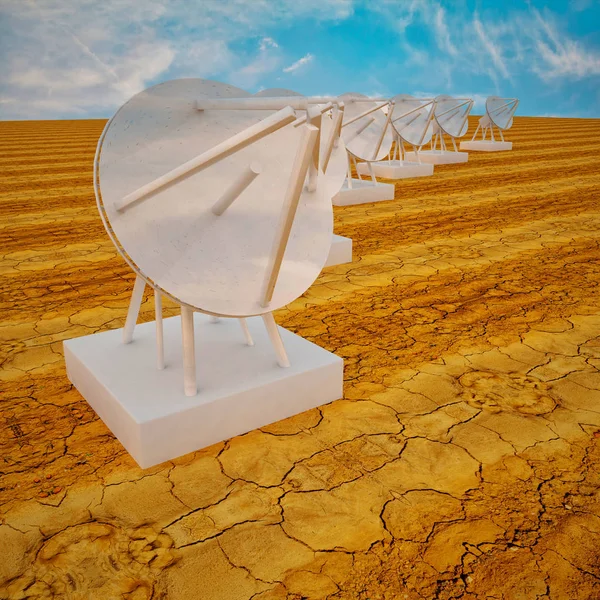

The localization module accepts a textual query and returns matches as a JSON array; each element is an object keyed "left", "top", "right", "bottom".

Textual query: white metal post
[
  {"left": 262, "top": 312, "right": 290, "bottom": 368},
  {"left": 123, "top": 275, "right": 146, "bottom": 344},
  {"left": 181, "top": 305, "right": 197, "bottom": 397},
  {"left": 155, "top": 288, "right": 164, "bottom": 370}
]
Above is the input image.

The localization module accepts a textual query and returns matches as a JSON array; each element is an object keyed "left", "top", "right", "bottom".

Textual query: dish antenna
[
  {"left": 405, "top": 95, "right": 473, "bottom": 164},
  {"left": 253, "top": 88, "right": 348, "bottom": 198},
  {"left": 333, "top": 93, "right": 396, "bottom": 206},
  {"left": 93, "top": 78, "right": 333, "bottom": 396},
  {"left": 357, "top": 94, "right": 435, "bottom": 180},
  {"left": 460, "top": 97, "right": 519, "bottom": 152},
  {"left": 252, "top": 88, "right": 352, "bottom": 265}
]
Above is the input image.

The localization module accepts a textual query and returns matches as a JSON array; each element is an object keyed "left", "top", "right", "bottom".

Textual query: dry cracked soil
[{"left": 1, "top": 116, "right": 600, "bottom": 599}]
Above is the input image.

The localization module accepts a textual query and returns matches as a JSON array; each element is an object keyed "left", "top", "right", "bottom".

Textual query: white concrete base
[
  {"left": 332, "top": 178, "right": 395, "bottom": 206},
  {"left": 63, "top": 314, "right": 344, "bottom": 468},
  {"left": 404, "top": 150, "right": 469, "bottom": 165},
  {"left": 326, "top": 234, "right": 353, "bottom": 267},
  {"left": 460, "top": 140, "right": 512, "bottom": 152},
  {"left": 356, "top": 160, "right": 434, "bottom": 180}
]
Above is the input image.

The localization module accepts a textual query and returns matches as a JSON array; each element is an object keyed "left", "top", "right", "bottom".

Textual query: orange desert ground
[{"left": 1, "top": 116, "right": 600, "bottom": 599}]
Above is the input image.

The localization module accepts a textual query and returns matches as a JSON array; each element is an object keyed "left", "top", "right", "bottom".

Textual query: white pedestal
[
  {"left": 356, "top": 160, "right": 434, "bottom": 180},
  {"left": 326, "top": 234, "right": 353, "bottom": 267},
  {"left": 332, "top": 178, "right": 395, "bottom": 207},
  {"left": 460, "top": 140, "right": 512, "bottom": 152},
  {"left": 404, "top": 150, "right": 468, "bottom": 165},
  {"left": 63, "top": 314, "right": 343, "bottom": 468}
]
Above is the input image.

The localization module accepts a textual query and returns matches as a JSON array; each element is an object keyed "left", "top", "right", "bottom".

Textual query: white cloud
[
  {"left": 259, "top": 37, "right": 279, "bottom": 51},
  {"left": 535, "top": 39, "right": 600, "bottom": 79},
  {"left": 433, "top": 6, "right": 457, "bottom": 57},
  {"left": 472, "top": 17, "right": 510, "bottom": 81},
  {"left": 1, "top": 0, "right": 598, "bottom": 120},
  {"left": 0, "top": 0, "right": 351, "bottom": 119},
  {"left": 283, "top": 53, "right": 314, "bottom": 74},
  {"left": 229, "top": 37, "right": 283, "bottom": 88},
  {"left": 375, "top": 1, "right": 600, "bottom": 93},
  {"left": 530, "top": 10, "right": 600, "bottom": 80}
]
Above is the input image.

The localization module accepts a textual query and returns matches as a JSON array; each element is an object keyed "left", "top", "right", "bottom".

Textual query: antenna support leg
[{"left": 262, "top": 312, "right": 290, "bottom": 368}]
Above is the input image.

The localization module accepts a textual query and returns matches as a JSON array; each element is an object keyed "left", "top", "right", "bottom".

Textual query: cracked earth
[{"left": 1, "top": 116, "right": 600, "bottom": 599}]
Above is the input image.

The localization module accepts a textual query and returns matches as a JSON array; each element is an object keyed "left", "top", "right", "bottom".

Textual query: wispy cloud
[
  {"left": 433, "top": 6, "right": 457, "bottom": 57},
  {"left": 1, "top": 0, "right": 598, "bottom": 120},
  {"left": 0, "top": 0, "right": 347, "bottom": 119},
  {"left": 472, "top": 16, "right": 510, "bottom": 81},
  {"left": 530, "top": 9, "right": 600, "bottom": 80},
  {"left": 259, "top": 37, "right": 279, "bottom": 51},
  {"left": 283, "top": 53, "right": 314, "bottom": 73},
  {"left": 230, "top": 40, "right": 282, "bottom": 88}
]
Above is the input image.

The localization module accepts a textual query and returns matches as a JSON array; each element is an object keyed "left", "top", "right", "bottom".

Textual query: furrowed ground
[{"left": 1, "top": 116, "right": 600, "bottom": 599}]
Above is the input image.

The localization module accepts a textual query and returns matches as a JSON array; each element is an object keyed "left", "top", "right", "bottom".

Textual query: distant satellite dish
[
  {"left": 391, "top": 94, "right": 434, "bottom": 147},
  {"left": 460, "top": 96, "right": 519, "bottom": 152},
  {"left": 338, "top": 92, "right": 394, "bottom": 162},
  {"left": 401, "top": 95, "right": 473, "bottom": 164},
  {"left": 354, "top": 94, "right": 436, "bottom": 180},
  {"left": 486, "top": 96, "right": 519, "bottom": 131},
  {"left": 433, "top": 95, "right": 473, "bottom": 138}
]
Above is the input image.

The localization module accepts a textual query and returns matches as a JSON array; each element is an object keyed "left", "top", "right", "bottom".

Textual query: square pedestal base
[
  {"left": 356, "top": 160, "right": 434, "bottom": 179},
  {"left": 332, "top": 178, "right": 395, "bottom": 206},
  {"left": 460, "top": 140, "right": 512, "bottom": 152},
  {"left": 404, "top": 150, "right": 469, "bottom": 164},
  {"left": 326, "top": 234, "right": 353, "bottom": 267},
  {"left": 63, "top": 314, "right": 343, "bottom": 468}
]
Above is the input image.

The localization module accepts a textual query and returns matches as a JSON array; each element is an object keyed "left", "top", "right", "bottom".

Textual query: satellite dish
[
  {"left": 459, "top": 96, "right": 518, "bottom": 152},
  {"left": 354, "top": 94, "right": 436, "bottom": 180},
  {"left": 402, "top": 95, "right": 473, "bottom": 164},
  {"left": 338, "top": 93, "right": 393, "bottom": 162},
  {"left": 95, "top": 78, "right": 334, "bottom": 395},
  {"left": 95, "top": 78, "right": 333, "bottom": 319},
  {"left": 391, "top": 94, "right": 434, "bottom": 148},
  {"left": 486, "top": 96, "right": 519, "bottom": 131},
  {"left": 252, "top": 88, "right": 347, "bottom": 197},
  {"left": 433, "top": 95, "right": 473, "bottom": 139}
]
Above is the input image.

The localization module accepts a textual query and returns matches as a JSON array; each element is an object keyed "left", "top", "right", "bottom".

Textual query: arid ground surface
[{"left": 1, "top": 116, "right": 600, "bottom": 599}]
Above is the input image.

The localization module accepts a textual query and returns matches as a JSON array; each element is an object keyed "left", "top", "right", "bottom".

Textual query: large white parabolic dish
[
  {"left": 339, "top": 93, "right": 393, "bottom": 162},
  {"left": 391, "top": 94, "right": 434, "bottom": 147},
  {"left": 486, "top": 97, "right": 519, "bottom": 131},
  {"left": 434, "top": 95, "right": 473, "bottom": 139},
  {"left": 96, "top": 79, "right": 333, "bottom": 318}
]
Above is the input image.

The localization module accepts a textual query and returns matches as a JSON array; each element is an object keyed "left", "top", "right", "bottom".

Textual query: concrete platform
[
  {"left": 332, "top": 178, "right": 395, "bottom": 206},
  {"left": 404, "top": 150, "right": 469, "bottom": 165},
  {"left": 326, "top": 234, "right": 353, "bottom": 267},
  {"left": 63, "top": 314, "right": 344, "bottom": 468},
  {"left": 356, "top": 160, "right": 434, "bottom": 180},
  {"left": 460, "top": 140, "right": 512, "bottom": 152}
]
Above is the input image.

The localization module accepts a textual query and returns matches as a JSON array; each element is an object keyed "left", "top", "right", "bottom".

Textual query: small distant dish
[
  {"left": 433, "top": 95, "right": 473, "bottom": 139},
  {"left": 391, "top": 94, "right": 434, "bottom": 148},
  {"left": 486, "top": 96, "right": 519, "bottom": 131},
  {"left": 338, "top": 92, "right": 394, "bottom": 162},
  {"left": 355, "top": 94, "right": 436, "bottom": 180},
  {"left": 460, "top": 97, "right": 519, "bottom": 152}
]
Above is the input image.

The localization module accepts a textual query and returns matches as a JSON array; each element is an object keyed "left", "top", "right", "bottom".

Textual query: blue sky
[{"left": 1, "top": 0, "right": 599, "bottom": 120}]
